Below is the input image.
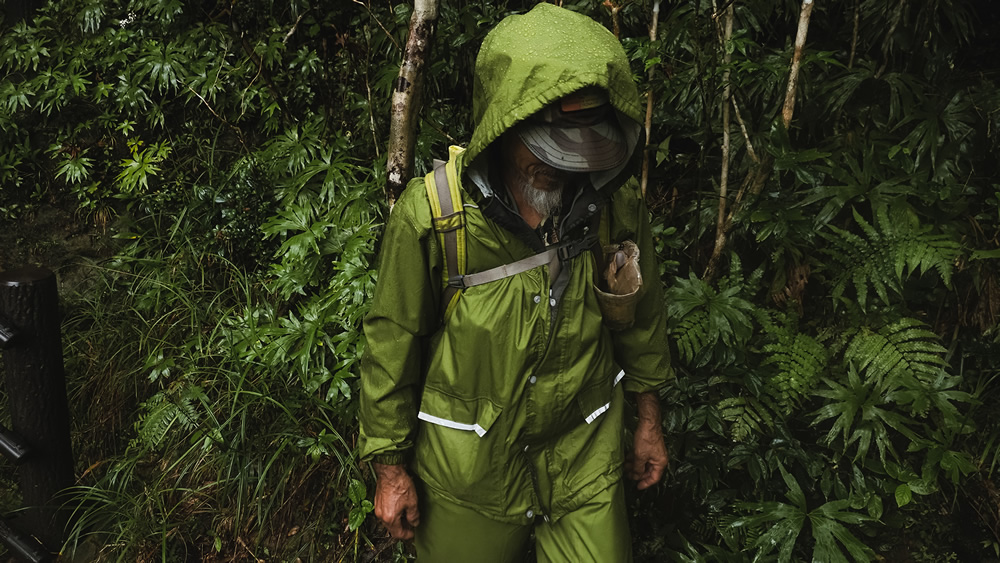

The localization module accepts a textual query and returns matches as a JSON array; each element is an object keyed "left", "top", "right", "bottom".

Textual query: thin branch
[
  {"left": 363, "top": 25, "right": 380, "bottom": 159},
  {"left": 848, "top": 0, "right": 859, "bottom": 69},
  {"left": 423, "top": 118, "right": 459, "bottom": 146},
  {"left": 731, "top": 95, "right": 758, "bottom": 164},
  {"left": 283, "top": 11, "right": 307, "bottom": 44},
  {"left": 239, "top": 36, "right": 291, "bottom": 121},
  {"left": 603, "top": 0, "right": 629, "bottom": 39},
  {"left": 728, "top": 173, "right": 754, "bottom": 220},
  {"left": 711, "top": 0, "right": 737, "bottom": 20},
  {"left": 705, "top": 0, "right": 814, "bottom": 279},
  {"left": 781, "top": 0, "right": 815, "bottom": 130},
  {"left": 743, "top": 0, "right": 814, "bottom": 198},
  {"left": 639, "top": 0, "right": 661, "bottom": 198},
  {"left": 186, "top": 85, "right": 248, "bottom": 152},
  {"left": 353, "top": 0, "right": 402, "bottom": 53},
  {"left": 703, "top": 1, "right": 734, "bottom": 280}
]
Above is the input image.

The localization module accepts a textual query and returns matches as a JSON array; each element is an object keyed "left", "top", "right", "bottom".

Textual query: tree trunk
[
  {"left": 704, "top": 0, "right": 815, "bottom": 280},
  {"left": 703, "top": 2, "right": 734, "bottom": 280},
  {"left": 0, "top": 267, "right": 74, "bottom": 554},
  {"left": 781, "top": 0, "right": 815, "bottom": 129},
  {"left": 385, "top": 0, "right": 440, "bottom": 207},
  {"left": 639, "top": 0, "right": 662, "bottom": 199},
  {"left": 745, "top": 0, "right": 814, "bottom": 198}
]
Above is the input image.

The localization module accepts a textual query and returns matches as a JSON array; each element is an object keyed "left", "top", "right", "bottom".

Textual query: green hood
[{"left": 464, "top": 4, "right": 643, "bottom": 174}]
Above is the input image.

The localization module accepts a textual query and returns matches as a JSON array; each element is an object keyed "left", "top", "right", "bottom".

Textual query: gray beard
[{"left": 520, "top": 178, "right": 563, "bottom": 223}]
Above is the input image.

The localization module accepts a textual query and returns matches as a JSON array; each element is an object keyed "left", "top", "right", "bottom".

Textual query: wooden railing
[{"left": 1, "top": 267, "right": 74, "bottom": 563}]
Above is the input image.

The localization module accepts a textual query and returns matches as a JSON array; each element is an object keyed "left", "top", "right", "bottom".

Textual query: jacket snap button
[
  {"left": 533, "top": 295, "right": 541, "bottom": 304},
  {"left": 525, "top": 509, "right": 534, "bottom": 519},
  {"left": 549, "top": 298, "right": 556, "bottom": 307},
  {"left": 587, "top": 203, "right": 597, "bottom": 213},
  {"left": 529, "top": 376, "right": 537, "bottom": 384},
  {"left": 523, "top": 444, "right": 530, "bottom": 452}
]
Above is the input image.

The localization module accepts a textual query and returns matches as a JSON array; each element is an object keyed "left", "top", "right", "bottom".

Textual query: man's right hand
[{"left": 373, "top": 462, "right": 420, "bottom": 540}]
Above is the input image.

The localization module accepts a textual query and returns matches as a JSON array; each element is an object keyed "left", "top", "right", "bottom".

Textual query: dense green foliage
[{"left": 1, "top": 0, "right": 999, "bottom": 561}]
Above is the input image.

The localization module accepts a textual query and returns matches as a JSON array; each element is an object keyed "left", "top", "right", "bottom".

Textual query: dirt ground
[{"left": 0, "top": 203, "right": 113, "bottom": 295}]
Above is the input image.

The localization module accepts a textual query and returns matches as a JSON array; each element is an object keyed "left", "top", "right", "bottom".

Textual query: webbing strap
[
  {"left": 452, "top": 248, "right": 560, "bottom": 288},
  {"left": 424, "top": 143, "right": 602, "bottom": 318},
  {"left": 449, "top": 235, "right": 597, "bottom": 289},
  {"left": 425, "top": 145, "right": 467, "bottom": 320},
  {"left": 591, "top": 207, "right": 610, "bottom": 284},
  {"left": 433, "top": 163, "right": 461, "bottom": 313}
]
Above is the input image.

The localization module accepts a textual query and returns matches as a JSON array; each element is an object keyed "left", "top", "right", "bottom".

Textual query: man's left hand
[{"left": 627, "top": 391, "right": 668, "bottom": 490}]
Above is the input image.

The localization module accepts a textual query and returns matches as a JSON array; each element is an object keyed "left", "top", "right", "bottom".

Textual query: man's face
[
  {"left": 500, "top": 133, "right": 583, "bottom": 222},
  {"left": 502, "top": 133, "right": 574, "bottom": 193}
]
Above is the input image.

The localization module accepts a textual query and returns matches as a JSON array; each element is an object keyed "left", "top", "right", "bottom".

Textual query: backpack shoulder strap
[
  {"left": 423, "top": 145, "right": 467, "bottom": 320},
  {"left": 591, "top": 205, "right": 611, "bottom": 282}
]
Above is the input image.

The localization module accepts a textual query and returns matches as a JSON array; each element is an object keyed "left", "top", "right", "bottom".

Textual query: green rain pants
[{"left": 413, "top": 479, "right": 633, "bottom": 563}]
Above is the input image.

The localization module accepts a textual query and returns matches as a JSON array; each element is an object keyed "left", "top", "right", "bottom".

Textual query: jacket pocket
[
  {"left": 577, "top": 369, "right": 625, "bottom": 424},
  {"left": 413, "top": 387, "right": 505, "bottom": 509},
  {"left": 417, "top": 387, "right": 503, "bottom": 436}
]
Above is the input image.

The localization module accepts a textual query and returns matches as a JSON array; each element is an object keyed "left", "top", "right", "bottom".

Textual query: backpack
[{"left": 422, "top": 145, "right": 609, "bottom": 321}]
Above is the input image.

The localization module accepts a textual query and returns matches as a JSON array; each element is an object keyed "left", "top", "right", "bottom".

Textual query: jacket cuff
[
  {"left": 622, "top": 370, "right": 675, "bottom": 395},
  {"left": 372, "top": 451, "right": 411, "bottom": 465}
]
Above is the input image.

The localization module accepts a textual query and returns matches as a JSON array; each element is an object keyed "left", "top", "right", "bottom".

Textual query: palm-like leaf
[
  {"left": 812, "top": 364, "right": 920, "bottom": 463},
  {"left": 668, "top": 272, "right": 754, "bottom": 367},
  {"left": 733, "top": 465, "right": 874, "bottom": 562}
]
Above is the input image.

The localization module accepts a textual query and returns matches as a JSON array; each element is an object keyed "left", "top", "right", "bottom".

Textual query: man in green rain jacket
[{"left": 359, "top": 4, "right": 674, "bottom": 561}]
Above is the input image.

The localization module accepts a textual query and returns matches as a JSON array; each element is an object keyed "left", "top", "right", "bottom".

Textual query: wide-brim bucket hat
[{"left": 516, "top": 87, "right": 628, "bottom": 172}]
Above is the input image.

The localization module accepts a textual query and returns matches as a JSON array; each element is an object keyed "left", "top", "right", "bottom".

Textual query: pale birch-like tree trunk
[
  {"left": 782, "top": 0, "right": 815, "bottom": 128},
  {"left": 385, "top": 0, "right": 440, "bottom": 207}
]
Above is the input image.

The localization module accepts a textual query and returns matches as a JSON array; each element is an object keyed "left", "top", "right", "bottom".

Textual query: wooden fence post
[
  {"left": 0, "top": 267, "right": 74, "bottom": 555},
  {"left": 0, "top": 518, "right": 51, "bottom": 563}
]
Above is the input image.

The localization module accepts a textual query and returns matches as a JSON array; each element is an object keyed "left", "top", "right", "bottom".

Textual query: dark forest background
[{"left": 2, "top": 0, "right": 1000, "bottom": 561}]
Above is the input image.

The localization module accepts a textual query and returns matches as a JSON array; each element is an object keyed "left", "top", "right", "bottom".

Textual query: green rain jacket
[{"left": 359, "top": 4, "right": 673, "bottom": 525}]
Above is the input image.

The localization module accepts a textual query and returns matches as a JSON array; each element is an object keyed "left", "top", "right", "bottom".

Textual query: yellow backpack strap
[{"left": 423, "top": 145, "right": 467, "bottom": 320}]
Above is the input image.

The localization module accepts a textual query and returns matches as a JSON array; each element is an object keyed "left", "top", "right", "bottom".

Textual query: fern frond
[
  {"left": 822, "top": 206, "right": 961, "bottom": 310},
  {"left": 719, "top": 396, "right": 775, "bottom": 442},
  {"left": 723, "top": 252, "right": 745, "bottom": 291},
  {"left": 844, "top": 317, "right": 947, "bottom": 386},
  {"left": 715, "top": 512, "right": 756, "bottom": 552},
  {"left": 175, "top": 384, "right": 207, "bottom": 431},
  {"left": 762, "top": 332, "right": 830, "bottom": 415},
  {"left": 752, "top": 307, "right": 780, "bottom": 334},
  {"left": 722, "top": 252, "right": 765, "bottom": 296},
  {"left": 135, "top": 395, "right": 179, "bottom": 449},
  {"left": 825, "top": 223, "right": 887, "bottom": 310},
  {"left": 133, "top": 384, "right": 207, "bottom": 450},
  {"left": 874, "top": 206, "right": 960, "bottom": 286},
  {"left": 751, "top": 307, "right": 830, "bottom": 416},
  {"left": 675, "top": 310, "right": 711, "bottom": 366}
]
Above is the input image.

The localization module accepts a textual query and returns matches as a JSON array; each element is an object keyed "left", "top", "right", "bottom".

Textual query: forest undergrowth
[{"left": 1, "top": 0, "right": 1000, "bottom": 561}]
